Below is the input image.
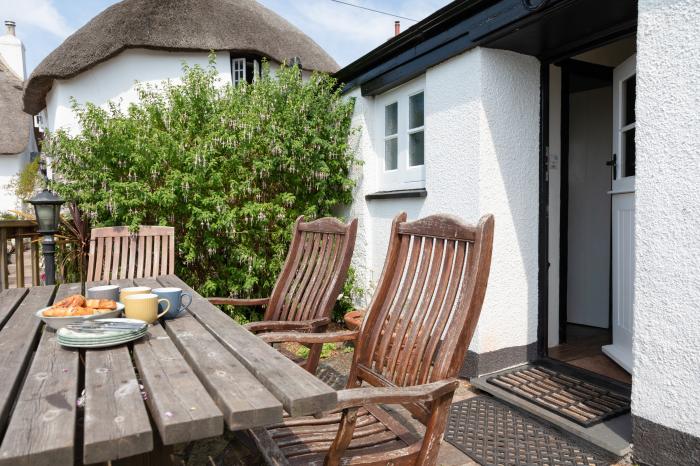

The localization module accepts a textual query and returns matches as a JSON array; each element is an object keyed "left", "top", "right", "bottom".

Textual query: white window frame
[
  {"left": 375, "top": 77, "right": 426, "bottom": 191},
  {"left": 232, "top": 57, "right": 246, "bottom": 85}
]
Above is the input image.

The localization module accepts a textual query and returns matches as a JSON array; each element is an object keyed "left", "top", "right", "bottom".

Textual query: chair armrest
[
  {"left": 243, "top": 318, "right": 330, "bottom": 333},
  {"left": 259, "top": 330, "right": 359, "bottom": 344},
  {"left": 207, "top": 297, "right": 270, "bottom": 306},
  {"left": 334, "top": 379, "right": 460, "bottom": 411}
]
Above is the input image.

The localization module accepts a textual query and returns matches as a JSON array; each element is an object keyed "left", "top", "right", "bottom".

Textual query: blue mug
[{"left": 152, "top": 287, "right": 192, "bottom": 320}]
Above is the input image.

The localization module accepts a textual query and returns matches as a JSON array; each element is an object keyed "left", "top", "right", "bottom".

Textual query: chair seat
[{"left": 253, "top": 405, "right": 420, "bottom": 465}]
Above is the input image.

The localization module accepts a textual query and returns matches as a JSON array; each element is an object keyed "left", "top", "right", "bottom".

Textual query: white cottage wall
[
  {"left": 344, "top": 47, "right": 540, "bottom": 375},
  {"left": 44, "top": 49, "right": 233, "bottom": 134},
  {"left": 632, "top": 0, "right": 700, "bottom": 461}
]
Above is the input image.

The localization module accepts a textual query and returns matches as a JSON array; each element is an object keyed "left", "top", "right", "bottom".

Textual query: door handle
[{"left": 606, "top": 154, "right": 617, "bottom": 180}]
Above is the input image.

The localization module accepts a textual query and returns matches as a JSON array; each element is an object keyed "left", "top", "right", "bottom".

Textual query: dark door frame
[{"left": 536, "top": 32, "right": 636, "bottom": 358}]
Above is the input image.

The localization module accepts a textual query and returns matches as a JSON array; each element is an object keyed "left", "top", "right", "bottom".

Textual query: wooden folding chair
[
  {"left": 209, "top": 216, "right": 358, "bottom": 374},
  {"left": 251, "top": 212, "right": 495, "bottom": 465},
  {"left": 87, "top": 226, "right": 175, "bottom": 281}
]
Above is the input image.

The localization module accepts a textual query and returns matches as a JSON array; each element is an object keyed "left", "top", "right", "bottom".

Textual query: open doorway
[{"left": 547, "top": 37, "right": 636, "bottom": 385}]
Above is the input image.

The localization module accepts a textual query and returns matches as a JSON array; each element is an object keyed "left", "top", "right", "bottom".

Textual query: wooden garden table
[{"left": 0, "top": 275, "right": 336, "bottom": 465}]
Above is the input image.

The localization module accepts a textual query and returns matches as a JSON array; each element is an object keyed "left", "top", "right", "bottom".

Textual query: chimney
[
  {"left": 394, "top": 21, "right": 401, "bottom": 36},
  {"left": 0, "top": 20, "right": 26, "bottom": 79}
]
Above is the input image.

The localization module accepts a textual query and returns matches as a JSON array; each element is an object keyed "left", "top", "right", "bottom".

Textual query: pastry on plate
[
  {"left": 52, "top": 294, "right": 86, "bottom": 308},
  {"left": 85, "top": 299, "right": 117, "bottom": 310},
  {"left": 43, "top": 306, "right": 97, "bottom": 317}
]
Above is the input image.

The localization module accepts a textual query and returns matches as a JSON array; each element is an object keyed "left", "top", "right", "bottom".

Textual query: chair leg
[
  {"left": 324, "top": 407, "right": 359, "bottom": 466},
  {"left": 415, "top": 392, "right": 455, "bottom": 466},
  {"left": 304, "top": 342, "right": 323, "bottom": 374}
]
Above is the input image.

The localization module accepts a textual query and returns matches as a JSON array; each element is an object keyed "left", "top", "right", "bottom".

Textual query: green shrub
[{"left": 46, "top": 58, "right": 357, "bottom": 303}]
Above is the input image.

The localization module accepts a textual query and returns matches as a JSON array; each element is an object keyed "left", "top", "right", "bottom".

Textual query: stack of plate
[{"left": 57, "top": 318, "right": 148, "bottom": 348}]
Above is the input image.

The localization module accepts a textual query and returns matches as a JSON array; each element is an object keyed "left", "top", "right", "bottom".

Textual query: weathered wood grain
[
  {"left": 88, "top": 226, "right": 175, "bottom": 281},
  {"left": 249, "top": 213, "right": 496, "bottom": 465},
  {"left": 164, "top": 313, "right": 283, "bottom": 430},
  {"left": 0, "top": 285, "right": 78, "bottom": 466},
  {"left": 0, "top": 288, "right": 28, "bottom": 329},
  {"left": 157, "top": 275, "right": 337, "bottom": 416},
  {"left": 0, "top": 285, "right": 55, "bottom": 433},
  {"left": 83, "top": 346, "right": 153, "bottom": 464},
  {"left": 132, "top": 323, "right": 223, "bottom": 444}
]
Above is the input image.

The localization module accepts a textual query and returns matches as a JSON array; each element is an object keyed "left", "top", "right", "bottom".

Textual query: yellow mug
[
  {"left": 120, "top": 286, "right": 151, "bottom": 302},
  {"left": 123, "top": 293, "right": 170, "bottom": 324}
]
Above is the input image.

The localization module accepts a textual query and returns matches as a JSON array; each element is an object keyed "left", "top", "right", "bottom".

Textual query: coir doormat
[
  {"left": 486, "top": 365, "right": 630, "bottom": 427},
  {"left": 444, "top": 396, "right": 615, "bottom": 466}
]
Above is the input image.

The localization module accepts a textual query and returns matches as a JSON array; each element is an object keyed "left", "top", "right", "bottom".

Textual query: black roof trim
[
  {"left": 334, "top": 0, "right": 567, "bottom": 96},
  {"left": 335, "top": 0, "right": 492, "bottom": 84}
]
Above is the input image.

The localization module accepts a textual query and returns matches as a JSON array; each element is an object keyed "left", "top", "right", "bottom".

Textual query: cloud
[
  {"left": 258, "top": 0, "right": 451, "bottom": 66},
  {"left": 0, "top": 0, "right": 74, "bottom": 38}
]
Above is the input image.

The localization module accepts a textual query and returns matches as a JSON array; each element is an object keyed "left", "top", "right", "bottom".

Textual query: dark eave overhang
[{"left": 335, "top": 0, "right": 637, "bottom": 96}]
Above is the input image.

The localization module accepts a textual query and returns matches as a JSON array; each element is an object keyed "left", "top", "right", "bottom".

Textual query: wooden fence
[{"left": 0, "top": 220, "right": 41, "bottom": 290}]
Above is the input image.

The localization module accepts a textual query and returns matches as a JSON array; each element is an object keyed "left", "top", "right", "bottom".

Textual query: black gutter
[
  {"left": 335, "top": 0, "right": 560, "bottom": 95},
  {"left": 334, "top": 0, "right": 494, "bottom": 86}
]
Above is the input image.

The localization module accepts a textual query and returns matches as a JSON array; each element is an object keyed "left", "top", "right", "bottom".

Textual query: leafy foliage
[{"left": 46, "top": 59, "right": 357, "bottom": 303}]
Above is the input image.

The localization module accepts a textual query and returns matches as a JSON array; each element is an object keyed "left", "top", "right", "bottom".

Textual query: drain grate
[
  {"left": 444, "top": 396, "right": 615, "bottom": 466},
  {"left": 486, "top": 365, "right": 630, "bottom": 427}
]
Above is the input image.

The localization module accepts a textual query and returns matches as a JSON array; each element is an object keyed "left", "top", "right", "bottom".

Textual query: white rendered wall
[
  {"left": 0, "top": 153, "right": 27, "bottom": 212},
  {"left": 0, "top": 31, "right": 26, "bottom": 79},
  {"left": 45, "top": 49, "right": 233, "bottom": 134},
  {"left": 345, "top": 47, "right": 540, "bottom": 357},
  {"left": 632, "top": 0, "right": 700, "bottom": 437}
]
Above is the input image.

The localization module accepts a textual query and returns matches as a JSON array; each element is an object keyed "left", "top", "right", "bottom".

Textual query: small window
[
  {"left": 232, "top": 58, "right": 246, "bottom": 85},
  {"left": 384, "top": 103, "right": 398, "bottom": 171},
  {"left": 376, "top": 77, "right": 426, "bottom": 191},
  {"left": 231, "top": 56, "right": 261, "bottom": 85},
  {"left": 408, "top": 92, "right": 424, "bottom": 167},
  {"left": 620, "top": 74, "right": 636, "bottom": 178}
]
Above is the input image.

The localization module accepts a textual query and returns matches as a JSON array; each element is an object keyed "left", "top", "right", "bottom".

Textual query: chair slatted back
[
  {"left": 266, "top": 217, "right": 358, "bottom": 323},
  {"left": 349, "top": 213, "right": 494, "bottom": 421},
  {"left": 87, "top": 226, "right": 175, "bottom": 281}
]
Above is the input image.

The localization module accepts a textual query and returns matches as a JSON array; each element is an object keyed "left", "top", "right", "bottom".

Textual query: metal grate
[
  {"left": 444, "top": 396, "right": 615, "bottom": 466},
  {"left": 487, "top": 366, "right": 630, "bottom": 427}
]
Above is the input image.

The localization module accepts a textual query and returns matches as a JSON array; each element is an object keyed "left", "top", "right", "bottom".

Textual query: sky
[{"left": 0, "top": 0, "right": 453, "bottom": 75}]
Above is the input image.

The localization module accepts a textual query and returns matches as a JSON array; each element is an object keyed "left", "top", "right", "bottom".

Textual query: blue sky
[{"left": 0, "top": 0, "right": 452, "bottom": 74}]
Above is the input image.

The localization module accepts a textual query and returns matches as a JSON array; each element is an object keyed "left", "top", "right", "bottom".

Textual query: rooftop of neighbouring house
[
  {"left": 0, "top": 55, "right": 31, "bottom": 155},
  {"left": 22, "top": 0, "right": 339, "bottom": 115}
]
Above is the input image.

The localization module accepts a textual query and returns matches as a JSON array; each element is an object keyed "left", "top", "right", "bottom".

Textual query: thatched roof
[
  {"left": 0, "top": 56, "right": 31, "bottom": 155},
  {"left": 23, "top": 0, "right": 339, "bottom": 114}
]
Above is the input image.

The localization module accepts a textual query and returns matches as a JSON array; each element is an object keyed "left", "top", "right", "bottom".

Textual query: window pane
[
  {"left": 409, "top": 131, "right": 424, "bottom": 166},
  {"left": 409, "top": 92, "right": 424, "bottom": 129},
  {"left": 385, "top": 103, "right": 398, "bottom": 136},
  {"left": 623, "top": 75, "right": 636, "bottom": 126},
  {"left": 623, "top": 127, "right": 635, "bottom": 177},
  {"left": 385, "top": 138, "right": 398, "bottom": 170}
]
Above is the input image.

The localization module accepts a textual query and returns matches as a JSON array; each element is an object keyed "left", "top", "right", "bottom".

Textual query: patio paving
[{"left": 172, "top": 349, "right": 633, "bottom": 466}]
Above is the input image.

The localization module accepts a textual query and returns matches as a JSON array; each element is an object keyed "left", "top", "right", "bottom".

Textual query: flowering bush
[{"left": 46, "top": 59, "right": 357, "bottom": 304}]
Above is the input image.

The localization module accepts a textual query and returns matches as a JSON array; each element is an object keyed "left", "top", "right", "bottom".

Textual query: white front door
[{"left": 602, "top": 54, "right": 636, "bottom": 373}]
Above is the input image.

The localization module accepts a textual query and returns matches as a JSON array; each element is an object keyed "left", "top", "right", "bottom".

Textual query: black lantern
[{"left": 29, "top": 189, "right": 64, "bottom": 285}]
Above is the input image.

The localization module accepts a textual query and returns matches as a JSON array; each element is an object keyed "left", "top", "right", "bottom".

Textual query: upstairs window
[
  {"left": 231, "top": 56, "right": 261, "bottom": 85},
  {"left": 375, "top": 78, "right": 426, "bottom": 191}
]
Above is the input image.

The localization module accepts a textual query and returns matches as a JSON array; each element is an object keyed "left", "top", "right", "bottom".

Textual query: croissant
[
  {"left": 52, "top": 294, "right": 86, "bottom": 308},
  {"left": 43, "top": 306, "right": 97, "bottom": 317},
  {"left": 85, "top": 299, "right": 117, "bottom": 310}
]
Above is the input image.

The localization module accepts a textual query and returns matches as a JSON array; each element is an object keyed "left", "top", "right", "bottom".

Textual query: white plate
[
  {"left": 57, "top": 331, "right": 146, "bottom": 348},
  {"left": 35, "top": 303, "right": 125, "bottom": 330}
]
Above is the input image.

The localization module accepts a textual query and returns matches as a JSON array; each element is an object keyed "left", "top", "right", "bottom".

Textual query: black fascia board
[{"left": 335, "top": 0, "right": 555, "bottom": 95}]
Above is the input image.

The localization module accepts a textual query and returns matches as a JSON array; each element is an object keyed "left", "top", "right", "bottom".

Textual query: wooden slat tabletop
[
  {"left": 158, "top": 275, "right": 337, "bottom": 416},
  {"left": 0, "top": 286, "right": 54, "bottom": 435},
  {"left": 0, "top": 284, "right": 79, "bottom": 466},
  {"left": 0, "top": 274, "right": 334, "bottom": 465}
]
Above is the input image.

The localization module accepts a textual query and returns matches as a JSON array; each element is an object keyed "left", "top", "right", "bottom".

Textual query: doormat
[
  {"left": 486, "top": 365, "right": 630, "bottom": 427},
  {"left": 444, "top": 396, "right": 616, "bottom": 466}
]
